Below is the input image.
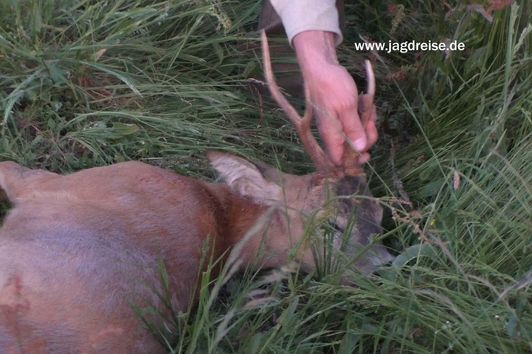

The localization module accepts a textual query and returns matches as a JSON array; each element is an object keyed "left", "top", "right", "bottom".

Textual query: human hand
[{"left": 293, "top": 31, "right": 378, "bottom": 166}]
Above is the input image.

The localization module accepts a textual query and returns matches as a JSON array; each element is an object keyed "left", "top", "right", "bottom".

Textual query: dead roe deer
[{"left": 0, "top": 32, "right": 393, "bottom": 353}]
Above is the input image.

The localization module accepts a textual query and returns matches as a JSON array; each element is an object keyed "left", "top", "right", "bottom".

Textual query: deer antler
[
  {"left": 261, "top": 31, "right": 336, "bottom": 175},
  {"left": 261, "top": 31, "right": 377, "bottom": 177}
]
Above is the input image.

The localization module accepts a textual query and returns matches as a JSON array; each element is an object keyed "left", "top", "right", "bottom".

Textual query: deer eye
[
  {"left": 329, "top": 221, "right": 344, "bottom": 233},
  {"left": 318, "top": 220, "right": 341, "bottom": 236}
]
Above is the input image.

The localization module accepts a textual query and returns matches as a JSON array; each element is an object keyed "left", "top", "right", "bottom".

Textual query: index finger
[{"left": 315, "top": 110, "right": 345, "bottom": 166}]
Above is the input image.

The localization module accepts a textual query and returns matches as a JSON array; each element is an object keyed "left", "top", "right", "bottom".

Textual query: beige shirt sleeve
[{"left": 269, "top": 0, "right": 343, "bottom": 45}]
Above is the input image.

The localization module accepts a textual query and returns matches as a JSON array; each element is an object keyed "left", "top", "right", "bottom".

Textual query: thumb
[{"left": 339, "top": 104, "right": 367, "bottom": 152}]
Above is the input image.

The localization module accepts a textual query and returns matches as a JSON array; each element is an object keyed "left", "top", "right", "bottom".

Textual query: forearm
[{"left": 293, "top": 31, "right": 339, "bottom": 78}]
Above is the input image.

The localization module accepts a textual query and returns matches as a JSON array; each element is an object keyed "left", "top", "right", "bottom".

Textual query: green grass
[{"left": 1, "top": 0, "right": 530, "bottom": 353}]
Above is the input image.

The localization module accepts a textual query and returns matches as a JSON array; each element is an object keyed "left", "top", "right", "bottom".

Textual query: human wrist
[{"left": 293, "top": 30, "right": 339, "bottom": 76}]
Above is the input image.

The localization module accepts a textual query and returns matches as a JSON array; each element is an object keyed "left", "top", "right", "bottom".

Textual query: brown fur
[{"left": 0, "top": 154, "right": 392, "bottom": 353}]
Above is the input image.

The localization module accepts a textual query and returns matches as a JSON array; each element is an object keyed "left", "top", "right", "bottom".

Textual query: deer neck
[{"left": 204, "top": 182, "right": 290, "bottom": 269}]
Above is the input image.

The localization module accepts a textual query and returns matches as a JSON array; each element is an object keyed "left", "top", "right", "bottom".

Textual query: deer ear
[{"left": 207, "top": 152, "right": 282, "bottom": 205}]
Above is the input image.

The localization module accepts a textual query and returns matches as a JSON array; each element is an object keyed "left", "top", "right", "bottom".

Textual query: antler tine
[
  {"left": 364, "top": 60, "right": 375, "bottom": 98},
  {"left": 261, "top": 31, "right": 335, "bottom": 174},
  {"left": 261, "top": 31, "right": 302, "bottom": 130}
]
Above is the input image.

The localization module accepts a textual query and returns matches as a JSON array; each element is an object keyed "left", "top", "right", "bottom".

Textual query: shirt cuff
[{"left": 269, "top": 0, "right": 343, "bottom": 46}]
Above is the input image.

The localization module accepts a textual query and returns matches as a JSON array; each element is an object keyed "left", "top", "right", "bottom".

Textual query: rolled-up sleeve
[{"left": 269, "top": 0, "right": 343, "bottom": 45}]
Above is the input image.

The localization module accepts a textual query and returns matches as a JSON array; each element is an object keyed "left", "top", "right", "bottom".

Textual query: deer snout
[
  {"left": 352, "top": 248, "right": 394, "bottom": 276},
  {"left": 343, "top": 237, "right": 395, "bottom": 276}
]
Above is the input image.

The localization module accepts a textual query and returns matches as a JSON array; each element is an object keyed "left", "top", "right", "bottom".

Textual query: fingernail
[{"left": 353, "top": 137, "right": 366, "bottom": 151}]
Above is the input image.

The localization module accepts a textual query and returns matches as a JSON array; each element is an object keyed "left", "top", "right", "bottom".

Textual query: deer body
[
  {"left": 0, "top": 156, "right": 391, "bottom": 353},
  {"left": 0, "top": 33, "right": 392, "bottom": 353}
]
